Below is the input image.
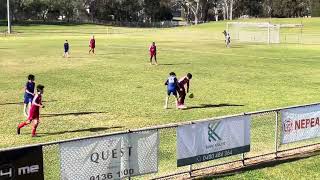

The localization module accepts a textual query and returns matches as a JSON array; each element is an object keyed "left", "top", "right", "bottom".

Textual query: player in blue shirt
[
  {"left": 23, "top": 74, "right": 35, "bottom": 117},
  {"left": 164, "top": 72, "right": 180, "bottom": 109},
  {"left": 63, "top": 40, "right": 69, "bottom": 58}
]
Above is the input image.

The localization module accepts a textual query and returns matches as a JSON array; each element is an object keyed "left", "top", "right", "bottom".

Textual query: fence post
[
  {"left": 189, "top": 164, "right": 192, "bottom": 177},
  {"left": 274, "top": 111, "right": 279, "bottom": 158},
  {"left": 242, "top": 153, "right": 245, "bottom": 166}
]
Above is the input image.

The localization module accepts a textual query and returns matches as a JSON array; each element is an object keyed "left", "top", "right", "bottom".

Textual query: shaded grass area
[{"left": 1, "top": 18, "right": 320, "bottom": 179}]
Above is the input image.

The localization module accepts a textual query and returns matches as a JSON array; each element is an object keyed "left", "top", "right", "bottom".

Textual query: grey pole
[
  {"left": 7, "top": 0, "right": 11, "bottom": 34},
  {"left": 274, "top": 111, "right": 279, "bottom": 158}
]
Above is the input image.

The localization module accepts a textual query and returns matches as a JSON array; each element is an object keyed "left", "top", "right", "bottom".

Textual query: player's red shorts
[
  {"left": 150, "top": 53, "right": 156, "bottom": 58},
  {"left": 28, "top": 105, "right": 40, "bottom": 120}
]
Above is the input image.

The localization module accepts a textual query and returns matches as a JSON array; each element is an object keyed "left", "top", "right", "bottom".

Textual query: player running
[
  {"left": 23, "top": 74, "right": 35, "bottom": 117},
  {"left": 164, "top": 72, "right": 180, "bottom": 109},
  {"left": 149, "top": 42, "right": 158, "bottom": 65},
  {"left": 17, "top": 84, "right": 45, "bottom": 137},
  {"left": 223, "top": 30, "right": 231, "bottom": 48},
  {"left": 89, "top": 35, "right": 96, "bottom": 54},
  {"left": 63, "top": 40, "right": 70, "bottom": 58},
  {"left": 177, "top": 73, "right": 193, "bottom": 109}
]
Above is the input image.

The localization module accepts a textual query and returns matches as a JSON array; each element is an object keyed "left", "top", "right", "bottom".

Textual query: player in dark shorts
[
  {"left": 178, "top": 73, "right": 193, "bottom": 109},
  {"left": 89, "top": 36, "right": 96, "bottom": 54},
  {"left": 164, "top": 72, "right": 180, "bottom": 109},
  {"left": 64, "top": 40, "right": 69, "bottom": 58},
  {"left": 223, "top": 30, "right": 231, "bottom": 48},
  {"left": 23, "top": 74, "right": 35, "bottom": 117},
  {"left": 18, "top": 84, "right": 45, "bottom": 137},
  {"left": 149, "top": 42, "right": 158, "bottom": 65}
]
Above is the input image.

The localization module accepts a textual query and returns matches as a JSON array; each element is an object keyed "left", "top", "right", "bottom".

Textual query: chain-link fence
[{"left": 2, "top": 103, "right": 320, "bottom": 180}]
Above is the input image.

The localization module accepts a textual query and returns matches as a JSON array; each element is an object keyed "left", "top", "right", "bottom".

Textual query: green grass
[{"left": 1, "top": 18, "right": 320, "bottom": 179}]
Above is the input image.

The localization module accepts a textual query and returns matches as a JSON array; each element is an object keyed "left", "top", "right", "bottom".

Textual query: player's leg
[
  {"left": 173, "top": 91, "right": 179, "bottom": 108},
  {"left": 154, "top": 54, "right": 158, "bottom": 65},
  {"left": 31, "top": 119, "right": 39, "bottom": 137},
  {"left": 27, "top": 102, "right": 32, "bottom": 115},
  {"left": 164, "top": 96, "right": 169, "bottom": 109},
  {"left": 179, "top": 89, "right": 186, "bottom": 108},
  {"left": 23, "top": 97, "right": 31, "bottom": 117},
  {"left": 164, "top": 90, "right": 171, "bottom": 109},
  {"left": 23, "top": 103, "right": 28, "bottom": 117},
  {"left": 92, "top": 48, "right": 95, "bottom": 54},
  {"left": 150, "top": 54, "right": 153, "bottom": 65},
  {"left": 89, "top": 48, "right": 92, "bottom": 54},
  {"left": 17, "top": 119, "right": 31, "bottom": 134}
]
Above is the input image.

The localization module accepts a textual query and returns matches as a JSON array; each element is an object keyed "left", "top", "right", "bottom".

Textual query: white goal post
[
  {"left": 227, "top": 22, "right": 304, "bottom": 44},
  {"left": 227, "top": 22, "right": 280, "bottom": 44}
]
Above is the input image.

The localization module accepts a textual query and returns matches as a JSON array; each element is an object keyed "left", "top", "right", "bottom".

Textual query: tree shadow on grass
[
  {"left": 37, "top": 126, "right": 124, "bottom": 136},
  {"left": 185, "top": 103, "right": 244, "bottom": 110},
  {"left": 204, "top": 151, "right": 320, "bottom": 179},
  {"left": 0, "top": 100, "right": 57, "bottom": 106},
  {"left": 42, "top": 111, "right": 107, "bottom": 118},
  {"left": 160, "top": 63, "right": 191, "bottom": 66}
]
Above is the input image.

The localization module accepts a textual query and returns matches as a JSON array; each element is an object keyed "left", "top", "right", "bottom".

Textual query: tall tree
[{"left": 312, "top": 0, "right": 320, "bottom": 16}]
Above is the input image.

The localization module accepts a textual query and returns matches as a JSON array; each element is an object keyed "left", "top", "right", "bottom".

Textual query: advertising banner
[
  {"left": 177, "top": 116, "right": 250, "bottom": 167},
  {"left": 281, "top": 105, "right": 320, "bottom": 144},
  {"left": 0, "top": 146, "right": 44, "bottom": 180},
  {"left": 60, "top": 131, "right": 159, "bottom": 180}
]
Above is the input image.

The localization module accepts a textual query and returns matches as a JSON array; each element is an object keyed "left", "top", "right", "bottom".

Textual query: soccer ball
[{"left": 189, "top": 93, "right": 194, "bottom": 98}]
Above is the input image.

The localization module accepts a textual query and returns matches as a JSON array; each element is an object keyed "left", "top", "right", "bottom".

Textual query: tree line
[{"left": 0, "top": 0, "right": 318, "bottom": 24}]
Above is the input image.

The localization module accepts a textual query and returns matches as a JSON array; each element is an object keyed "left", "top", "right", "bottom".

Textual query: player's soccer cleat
[
  {"left": 178, "top": 105, "right": 186, "bottom": 109},
  {"left": 17, "top": 127, "right": 20, "bottom": 135},
  {"left": 164, "top": 105, "right": 168, "bottom": 109}
]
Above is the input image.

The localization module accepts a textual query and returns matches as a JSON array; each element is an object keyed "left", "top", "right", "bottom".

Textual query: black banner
[
  {"left": 177, "top": 145, "right": 250, "bottom": 167},
  {"left": 0, "top": 146, "right": 44, "bottom": 180}
]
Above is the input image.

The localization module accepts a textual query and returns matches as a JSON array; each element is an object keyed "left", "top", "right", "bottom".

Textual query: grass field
[{"left": 1, "top": 18, "right": 320, "bottom": 179}]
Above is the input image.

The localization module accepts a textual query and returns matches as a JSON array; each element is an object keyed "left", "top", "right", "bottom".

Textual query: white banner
[
  {"left": 281, "top": 105, "right": 320, "bottom": 144},
  {"left": 59, "top": 131, "right": 159, "bottom": 180},
  {"left": 177, "top": 116, "right": 250, "bottom": 167}
]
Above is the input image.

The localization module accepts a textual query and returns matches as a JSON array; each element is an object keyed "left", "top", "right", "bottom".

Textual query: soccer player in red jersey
[
  {"left": 177, "top": 73, "right": 192, "bottom": 109},
  {"left": 149, "top": 42, "right": 158, "bottom": 65},
  {"left": 17, "top": 84, "right": 45, "bottom": 137},
  {"left": 89, "top": 35, "right": 96, "bottom": 54}
]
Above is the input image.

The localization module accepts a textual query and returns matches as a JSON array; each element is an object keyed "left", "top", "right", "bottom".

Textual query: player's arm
[
  {"left": 165, "top": 79, "right": 168, "bottom": 85},
  {"left": 174, "top": 78, "right": 180, "bottom": 89},
  {"left": 187, "top": 81, "right": 190, "bottom": 93}
]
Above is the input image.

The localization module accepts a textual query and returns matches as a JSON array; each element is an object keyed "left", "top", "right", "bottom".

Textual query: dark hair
[
  {"left": 37, "top": 84, "right": 45, "bottom": 92},
  {"left": 187, "top": 73, "right": 192, "bottom": 79},
  {"left": 28, "top": 74, "right": 35, "bottom": 81},
  {"left": 169, "top": 72, "right": 176, "bottom": 76}
]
